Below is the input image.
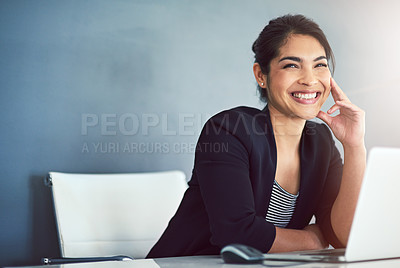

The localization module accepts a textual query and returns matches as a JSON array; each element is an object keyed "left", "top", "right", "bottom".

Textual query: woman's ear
[{"left": 253, "top": 63, "right": 267, "bottom": 88}]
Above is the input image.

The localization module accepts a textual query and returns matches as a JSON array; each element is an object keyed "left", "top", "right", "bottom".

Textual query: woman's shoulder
[
  {"left": 213, "top": 106, "right": 263, "bottom": 117},
  {"left": 203, "top": 106, "right": 267, "bottom": 134},
  {"left": 208, "top": 106, "right": 266, "bottom": 124},
  {"left": 196, "top": 106, "right": 270, "bottom": 161}
]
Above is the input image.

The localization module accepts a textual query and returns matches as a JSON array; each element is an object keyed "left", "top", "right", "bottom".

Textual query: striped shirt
[{"left": 265, "top": 180, "right": 299, "bottom": 228}]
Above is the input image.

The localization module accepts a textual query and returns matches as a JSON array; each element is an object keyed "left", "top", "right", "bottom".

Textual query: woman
[{"left": 147, "top": 14, "right": 366, "bottom": 258}]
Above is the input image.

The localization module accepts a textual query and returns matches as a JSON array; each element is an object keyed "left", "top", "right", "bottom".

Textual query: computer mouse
[{"left": 220, "top": 243, "right": 265, "bottom": 264}]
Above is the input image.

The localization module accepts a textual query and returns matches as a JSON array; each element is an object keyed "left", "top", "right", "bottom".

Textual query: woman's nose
[{"left": 298, "top": 69, "right": 318, "bottom": 86}]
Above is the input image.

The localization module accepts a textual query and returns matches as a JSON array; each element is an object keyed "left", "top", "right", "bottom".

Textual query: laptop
[{"left": 265, "top": 147, "right": 400, "bottom": 263}]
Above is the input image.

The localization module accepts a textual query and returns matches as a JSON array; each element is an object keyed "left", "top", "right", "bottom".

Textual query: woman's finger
[
  {"left": 316, "top": 110, "right": 333, "bottom": 126},
  {"left": 327, "top": 100, "right": 360, "bottom": 116},
  {"left": 327, "top": 99, "right": 348, "bottom": 114},
  {"left": 327, "top": 103, "right": 341, "bottom": 114},
  {"left": 334, "top": 100, "right": 364, "bottom": 116},
  {"left": 331, "top": 77, "right": 350, "bottom": 102}
]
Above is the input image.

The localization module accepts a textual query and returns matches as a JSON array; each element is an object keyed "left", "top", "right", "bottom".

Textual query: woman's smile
[{"left": 290, "top": 91, "right": 321, "bottom": 104}]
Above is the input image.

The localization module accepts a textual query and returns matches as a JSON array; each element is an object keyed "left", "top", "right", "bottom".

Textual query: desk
[{"left": 6, "top": 256, "right": 400, "bottom": 268}]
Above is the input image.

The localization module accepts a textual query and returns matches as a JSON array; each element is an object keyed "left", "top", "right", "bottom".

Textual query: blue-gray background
[{"left": 1, "top": 0, "right": 400, "bottom": 266}]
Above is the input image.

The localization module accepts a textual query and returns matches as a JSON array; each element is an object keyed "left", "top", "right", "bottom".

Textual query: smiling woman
[{"left": 146, "top": 14, "right": 366, "bottom": 258}]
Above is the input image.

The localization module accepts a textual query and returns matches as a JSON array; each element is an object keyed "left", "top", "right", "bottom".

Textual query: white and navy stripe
[{"left": 265, "top": 180, "right": 298, "bottom": 228}]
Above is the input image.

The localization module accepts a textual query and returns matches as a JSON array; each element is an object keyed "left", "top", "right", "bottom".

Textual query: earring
[{"left": 261, "top": 82, "right": 264, "bottom": 86}]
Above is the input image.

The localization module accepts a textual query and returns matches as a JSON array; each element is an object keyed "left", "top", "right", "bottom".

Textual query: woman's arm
[
  {"left": 317, "top": 78, "right": 366, "bottom": 246},
  {"left": 269, "top": 224, "right": 328, "bottom": 253},
  {"left": 195, "top": 110, "right": 277, "bottom": 253},
  {"left": 330, "top": 145, "right": 366, "bottom": 245}
]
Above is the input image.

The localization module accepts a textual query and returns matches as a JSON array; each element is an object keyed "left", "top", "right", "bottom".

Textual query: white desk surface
[{"left": 7, "top": 256, "right": 400, "bottom": 268}]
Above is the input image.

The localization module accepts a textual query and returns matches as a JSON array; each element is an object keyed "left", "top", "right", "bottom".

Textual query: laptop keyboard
[{"left": 299, "top": 248, "right": 346, "bottom": 257}]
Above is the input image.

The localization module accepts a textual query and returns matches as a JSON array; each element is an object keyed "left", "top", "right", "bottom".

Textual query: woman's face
[{"left": 266, "top": 34, "right": 331, "bottom": 120}]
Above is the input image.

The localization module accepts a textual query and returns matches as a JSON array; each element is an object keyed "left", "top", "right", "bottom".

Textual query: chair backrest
[{"left": 46, "top": 170, "right": 187, "bottom": 259}]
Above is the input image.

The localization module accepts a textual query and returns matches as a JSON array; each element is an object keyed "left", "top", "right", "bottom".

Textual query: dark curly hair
[{"left": 252, "top": 14, "right": 335, "bottom": 102}]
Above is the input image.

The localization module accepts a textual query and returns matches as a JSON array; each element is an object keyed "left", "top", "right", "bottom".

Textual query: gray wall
[{"left": 1, "top": 0, "right": 400, "bottom": 266}]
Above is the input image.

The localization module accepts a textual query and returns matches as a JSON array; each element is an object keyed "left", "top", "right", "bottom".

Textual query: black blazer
[{"left": 147, "top": 106, "right": 344, "bottom": 258}]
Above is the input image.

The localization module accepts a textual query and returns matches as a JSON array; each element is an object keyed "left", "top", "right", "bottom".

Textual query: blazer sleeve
[
  {"left": 194, "top": 111, "right": 276, "bottom": 253},
  {"left": 315, "top": 125, "right": 345, "bottom": 248}
]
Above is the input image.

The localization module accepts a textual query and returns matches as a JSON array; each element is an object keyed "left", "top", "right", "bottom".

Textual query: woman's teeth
[{"left": 292, "top": 92, "right": 317, "bottom": 99}]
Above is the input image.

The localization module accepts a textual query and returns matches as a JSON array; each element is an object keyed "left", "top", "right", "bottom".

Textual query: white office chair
[{"left": 44, "top": 170, "right": 187, "bottom": 263}]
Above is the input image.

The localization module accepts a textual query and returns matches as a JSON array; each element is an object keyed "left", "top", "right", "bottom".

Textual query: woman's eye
[
  {"left": 315, "top": 63, "right": 328, "bottom": 68},
  {"left": 283, "top": 63, "right": 298, "bottom": 69}
]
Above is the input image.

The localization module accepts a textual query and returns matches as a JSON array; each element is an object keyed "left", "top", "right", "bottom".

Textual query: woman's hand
[
  {"left": 269, "top": 224, "right": 328, "bottom": 253},
  {"left": 317, "top": 78, "right": 365, "bottom": 148}
]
